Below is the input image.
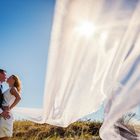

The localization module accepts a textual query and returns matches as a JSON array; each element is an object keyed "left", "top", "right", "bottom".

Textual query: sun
[{"left": 75, "top": 21, "right": 95, "bottom": 38}]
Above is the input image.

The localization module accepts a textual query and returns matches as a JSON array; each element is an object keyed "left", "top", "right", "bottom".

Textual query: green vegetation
[{"left": 10, "top": 120, "right": 102, "bottom": 140}]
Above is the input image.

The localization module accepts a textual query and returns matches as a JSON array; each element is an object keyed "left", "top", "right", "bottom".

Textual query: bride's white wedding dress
[{"left": 0, "top": 87, "right": 16, "bottom": 137}]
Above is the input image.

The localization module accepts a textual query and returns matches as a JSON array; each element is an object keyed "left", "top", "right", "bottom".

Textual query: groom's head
[{"left": 0, "top": 69, "right": 7, "bottom": 83}]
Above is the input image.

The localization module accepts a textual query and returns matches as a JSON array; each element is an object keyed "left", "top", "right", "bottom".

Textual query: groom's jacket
[{"left": 0, "top": 86, "right": 3, "bottom": 108}]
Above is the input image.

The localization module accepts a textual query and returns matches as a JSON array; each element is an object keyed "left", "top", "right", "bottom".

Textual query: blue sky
[{"left": 0, "top": 0, "right": 55, "bottom": 108}]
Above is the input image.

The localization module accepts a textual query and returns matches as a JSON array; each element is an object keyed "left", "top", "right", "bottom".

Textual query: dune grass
[{"left": 10, "top": 120, "right": 102, "bottom": 140}]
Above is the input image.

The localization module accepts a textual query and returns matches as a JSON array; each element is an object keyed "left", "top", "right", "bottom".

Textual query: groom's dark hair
[{"left": 0, "top": 69, "right": 6, "bottom": 74}]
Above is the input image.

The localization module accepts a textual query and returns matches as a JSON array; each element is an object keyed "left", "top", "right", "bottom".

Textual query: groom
[{"left": 0, "top": 69, "right": 10, "bottom": 119}]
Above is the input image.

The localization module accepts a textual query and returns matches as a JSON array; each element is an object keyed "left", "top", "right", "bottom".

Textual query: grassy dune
[{"left": 10, "top": 120, "right": 102, "bottom": 140}]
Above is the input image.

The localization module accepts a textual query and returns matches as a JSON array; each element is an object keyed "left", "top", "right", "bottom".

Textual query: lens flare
[{"left": 75, "top": 21, "right": 95, "bottom": 38}]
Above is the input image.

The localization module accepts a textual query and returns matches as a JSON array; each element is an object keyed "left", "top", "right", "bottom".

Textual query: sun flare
[{"left": 75, "top": 21, "right": 95, "bottom": 38}]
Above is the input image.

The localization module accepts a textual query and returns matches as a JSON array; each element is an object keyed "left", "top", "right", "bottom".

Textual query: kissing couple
[{"left": 0, "top": 69, "right": 21, "bottom": 140}]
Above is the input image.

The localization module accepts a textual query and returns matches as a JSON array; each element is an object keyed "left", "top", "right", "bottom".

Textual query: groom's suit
[{"left": 0, "top": 85, "right": 3, "bottom": 108}]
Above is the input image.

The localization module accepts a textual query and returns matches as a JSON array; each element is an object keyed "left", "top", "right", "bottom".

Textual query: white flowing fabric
[{"left": 13, "top": 0, "right": 140, "bottom": 139}]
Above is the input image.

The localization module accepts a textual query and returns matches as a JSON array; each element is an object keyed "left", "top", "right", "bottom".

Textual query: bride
[{"left": 0, "top": 75, "right": 21, "bottom": 140}]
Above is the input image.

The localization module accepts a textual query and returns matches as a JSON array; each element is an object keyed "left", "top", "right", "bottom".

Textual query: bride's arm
[{"left": 9, "top": 87, "right": 21, "bottom": 110}]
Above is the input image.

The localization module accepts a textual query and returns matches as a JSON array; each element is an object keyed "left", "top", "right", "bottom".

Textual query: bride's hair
[{"left": 12, "top": 75, "right": 21, "bottom": 93}]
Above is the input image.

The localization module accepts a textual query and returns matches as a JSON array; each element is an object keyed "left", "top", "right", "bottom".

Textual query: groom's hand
[{"left": 0, "top": 111, "right": 10, "bottom": 119}]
